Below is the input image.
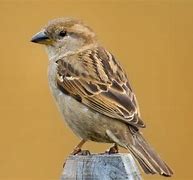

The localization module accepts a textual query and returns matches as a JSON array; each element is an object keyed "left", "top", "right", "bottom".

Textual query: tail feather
[{"left": 127, "top": 128, "right": 173, "bottom": 177}]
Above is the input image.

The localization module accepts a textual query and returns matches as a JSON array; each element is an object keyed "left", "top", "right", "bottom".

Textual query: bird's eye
[{"left": 59, "top": 31, "right": 67, "bottom": 38}]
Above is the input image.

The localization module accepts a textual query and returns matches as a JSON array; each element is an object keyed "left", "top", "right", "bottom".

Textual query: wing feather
[{"left": 56, "top": 46, "right": 145, "bottom": 128}]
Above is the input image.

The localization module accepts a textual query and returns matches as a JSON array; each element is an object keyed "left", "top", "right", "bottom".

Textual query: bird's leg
[
  {"left": 106, "top": 143, "right": 119, "bottom": 154},
  {"left": 70, "top": 139, "right": 89, "bottom": 155}
]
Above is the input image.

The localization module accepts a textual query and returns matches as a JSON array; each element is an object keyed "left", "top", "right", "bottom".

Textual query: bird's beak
[{"left": 31, "top": 30, "right": 51, "bottom": 45}]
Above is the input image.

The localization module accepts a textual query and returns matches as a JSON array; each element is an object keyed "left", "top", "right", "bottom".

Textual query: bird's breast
[
  {"left": 47, "top": 62, "right": 129, "bottom": 144},
  {"left": 47, "top": 62, "right": 112, "bottom": 142}
]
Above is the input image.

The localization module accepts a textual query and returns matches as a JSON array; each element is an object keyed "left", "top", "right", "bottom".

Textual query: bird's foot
[
  {"left": 71, "top": 147, "right": 82, "bottom": 155},
  {"left": 70, "top": 147, "right": 91, "bottom": 156},
  {"left": 77, "top": 150, "right": 91, "bottom": 155},
  {"left": 105, "top": 144, "right": 119, "bottom": 154}
]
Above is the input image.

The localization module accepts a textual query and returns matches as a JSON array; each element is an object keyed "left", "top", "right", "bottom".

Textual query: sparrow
[{"left": 31, "top": 17, "right": 173, "bottom": 177}]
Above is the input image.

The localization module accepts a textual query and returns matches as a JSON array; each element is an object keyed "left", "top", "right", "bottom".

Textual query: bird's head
[{"left": 31, "top": 18, "right": 97, "bottom": 57}]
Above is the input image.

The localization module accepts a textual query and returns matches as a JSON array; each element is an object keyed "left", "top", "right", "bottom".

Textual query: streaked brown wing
[{"left": 56, "top": 46, "right": 145, "bottom": 128}]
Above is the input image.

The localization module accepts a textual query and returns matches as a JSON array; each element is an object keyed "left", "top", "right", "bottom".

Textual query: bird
[{"left": 31, "top": 17, "right": 173, "bottom": 177}]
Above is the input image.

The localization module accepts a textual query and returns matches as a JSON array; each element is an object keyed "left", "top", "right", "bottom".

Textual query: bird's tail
[{"left": 127, "top": 127, "right": 173, "bottom": 177}]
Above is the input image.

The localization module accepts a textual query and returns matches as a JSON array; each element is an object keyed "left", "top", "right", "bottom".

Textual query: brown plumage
[
  {"left": 31, "top": 17, "right": 173, "bottom": 177},
  {"left": 56, "top": 47, "right": 144, "bottom": 128}
]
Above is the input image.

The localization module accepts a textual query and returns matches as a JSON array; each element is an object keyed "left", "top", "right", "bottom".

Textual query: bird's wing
[{"left": 56, "top": 46, "right": 145, "bottom": 128}]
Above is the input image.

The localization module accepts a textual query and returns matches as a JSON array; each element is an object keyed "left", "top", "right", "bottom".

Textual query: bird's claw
[
  {"left": 105, "top": 144, "right": 119, "bottom": 154},
  {"left": 77, "top": 149, "right": 91, "bottom": 155}
]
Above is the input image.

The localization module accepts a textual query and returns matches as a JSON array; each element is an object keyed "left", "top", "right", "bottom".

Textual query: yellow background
[{"left": 0, "top": 1, "right": 192, "bottom": 180}]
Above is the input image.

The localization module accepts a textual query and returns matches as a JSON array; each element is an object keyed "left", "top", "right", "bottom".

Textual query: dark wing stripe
[
  {"left": 111, "top": 80, "right": 124, "bottom": 92},
  {"left": 57, "top": 82, "right": 70, "bottom": 95},
  {"left": 89, "top": 53, "right": 103, "bottom": 82},
  {"left": 85, "top": 82, "right": 99, "bottom": 93},
  {"left": 96, "top": 50, "right": 112, "bottom": 81},
  {"left": 101, "top": 89, "right": 136, "bottom": 114},
  {"left": 97, "top": 83, "right": 108, "bottom": 91},
  {"left": 101, "top": 50, "right": 114, "bottom": 78}
]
